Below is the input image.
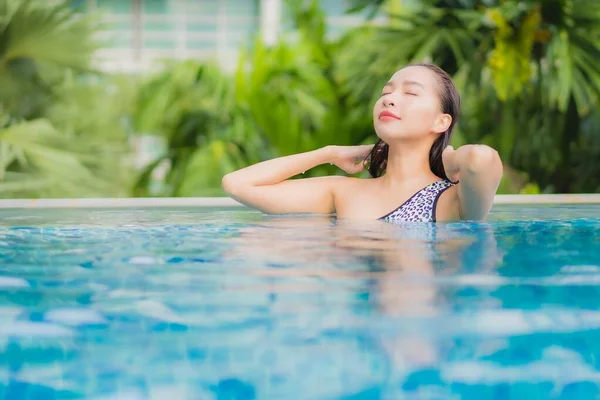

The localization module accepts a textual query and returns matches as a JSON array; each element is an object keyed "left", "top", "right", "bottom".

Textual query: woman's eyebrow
[{"left": 403, "top": 80, "right": 425, "bottom": 89}]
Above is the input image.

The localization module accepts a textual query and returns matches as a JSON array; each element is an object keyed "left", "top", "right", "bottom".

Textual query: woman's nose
[{"left": 383, "top": 97, "right": 395, "bottom": 107}]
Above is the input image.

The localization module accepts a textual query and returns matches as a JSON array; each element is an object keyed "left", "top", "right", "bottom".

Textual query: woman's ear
[{"left": 434, "top": 114, "right": 452, "bottom": 134}]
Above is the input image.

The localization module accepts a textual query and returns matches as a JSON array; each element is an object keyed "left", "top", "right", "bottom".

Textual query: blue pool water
[{"left": 0, "top": 204, "right": 599, "bottom": 399}]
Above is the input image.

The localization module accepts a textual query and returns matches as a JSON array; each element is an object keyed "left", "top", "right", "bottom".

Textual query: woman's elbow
[
  {"left": 466, "top": 146, "right": 503, "bottom": 176},
  {"left": 221, "top": 173, "right": 240, "bottom": 197}
]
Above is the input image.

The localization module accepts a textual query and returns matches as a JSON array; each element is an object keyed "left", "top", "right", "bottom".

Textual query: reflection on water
[
  {"left": 0, "top": 206, "right": 599, "bottom": 399},
  {"left": 224, "top": 216, "right": 505, "bottom": 389},
  {"left": 226, "top": 216, "right": 502, "bottom": 315}
]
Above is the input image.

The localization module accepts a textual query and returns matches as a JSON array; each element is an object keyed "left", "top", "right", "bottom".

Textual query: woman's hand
[{"left": 329, "top": 144, "right": 374, "bottom": 174}]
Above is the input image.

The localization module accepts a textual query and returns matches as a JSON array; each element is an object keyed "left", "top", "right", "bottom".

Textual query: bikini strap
[
  {"left": 432, "top": 180, "right": 456, "bottom": 222},
  {"left": 380, "top": 180, "right": 455, "bottom": 222}
]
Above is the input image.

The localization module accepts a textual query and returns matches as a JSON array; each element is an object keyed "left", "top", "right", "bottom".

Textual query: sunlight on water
[{"left": 0, "top": 204, "right": 599, "bottom": 399}]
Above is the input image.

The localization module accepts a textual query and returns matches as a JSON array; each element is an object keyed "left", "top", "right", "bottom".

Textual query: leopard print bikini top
[{"left": 379, "top": 180, "right": 455, "bottom": 223}]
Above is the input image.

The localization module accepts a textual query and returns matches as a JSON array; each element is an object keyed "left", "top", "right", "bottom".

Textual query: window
[
  {"left": 144, "top": 21, "right": 175, "bottom": 31},
  {"left": 96, "top": 0, "right": 132, "bottom": 14},
  {"left": 81, "top": 0, "right": 262, "bottom": 71},
  {"left": 185, "top": 0, "right": 219, "bottom": 15},
  {"left": 142, "top": 0, "right": 169, "bottom": 14},
  {"left": 224, "top": 0, "right": 256, "bottom": 17}
]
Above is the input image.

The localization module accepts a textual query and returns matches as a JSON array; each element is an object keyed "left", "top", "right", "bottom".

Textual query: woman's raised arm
[
  {"left": 221, "top": 145, "right": 373, "bottom": 215},
  {"left": 442, "top": 144, "right": 503, "bottom": 220}
]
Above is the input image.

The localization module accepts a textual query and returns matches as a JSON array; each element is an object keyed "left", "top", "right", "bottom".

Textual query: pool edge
[
  {"left": 493, "top": 194, "right": 600, "bottom": 205},
  {"left": 0, "top": 194, "right": 599, "bottom": 209},
  {"left": 0, "top": 197, "right": 243, "bottom": 209}
]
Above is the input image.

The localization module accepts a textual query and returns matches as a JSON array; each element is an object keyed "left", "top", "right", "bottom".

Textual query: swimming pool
[{"left": 1, "top": 204, "right": 599, "bottom": 399}]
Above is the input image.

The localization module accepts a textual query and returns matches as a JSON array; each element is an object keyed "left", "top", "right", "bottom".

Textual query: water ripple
[{"left": 0, "top": 206, "right": 598, "bottom": 398}]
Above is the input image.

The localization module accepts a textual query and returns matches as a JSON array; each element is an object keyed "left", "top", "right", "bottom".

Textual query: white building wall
[{"left": 79, "top": 0, "right": 373, "bottom": 74}]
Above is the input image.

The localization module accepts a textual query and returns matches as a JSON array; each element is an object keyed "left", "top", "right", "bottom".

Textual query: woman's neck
[{"left": 381, "top": 141, "right": 438, "bottom": 188}]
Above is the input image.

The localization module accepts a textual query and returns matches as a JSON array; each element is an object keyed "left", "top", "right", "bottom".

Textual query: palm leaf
[
  {"left": 0, "top": 0, "right": 99, "bottom": 70},
  {"left": 0, "top": 118, "right": 131, "bottom": 198}
]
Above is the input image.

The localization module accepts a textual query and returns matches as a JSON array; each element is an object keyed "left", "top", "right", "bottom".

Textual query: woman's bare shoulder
[
  {"left": 331, "top": 175, "right": 375, "bottom": 192},
  {"left": 330, "top": 176, "right": 380, "bottom": 216}
]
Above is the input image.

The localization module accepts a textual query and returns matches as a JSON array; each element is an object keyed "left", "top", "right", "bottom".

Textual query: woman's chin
[
  {"left": 374, "top": 129, "right": 404, "bottom": 142},
  {"left": 375, "top": 128, "right": 425, "bottom": 143}
]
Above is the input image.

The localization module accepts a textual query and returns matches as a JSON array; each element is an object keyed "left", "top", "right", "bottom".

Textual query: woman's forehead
[{"left": 389, "top": 66, "right": 436, "bottom": 88}]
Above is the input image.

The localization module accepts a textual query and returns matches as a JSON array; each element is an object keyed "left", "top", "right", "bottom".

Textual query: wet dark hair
[{"left": 365, "top": 63, "right": 460, "bottom": 181}]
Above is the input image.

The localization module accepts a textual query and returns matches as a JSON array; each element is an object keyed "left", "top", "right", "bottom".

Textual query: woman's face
[{"left": 373, "top": 66, "right": 449, "bottom": 143}]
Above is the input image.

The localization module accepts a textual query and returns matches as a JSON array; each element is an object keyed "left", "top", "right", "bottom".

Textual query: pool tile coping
[{"left": 0, "top": 194, "right": 599, "bottom": 209}]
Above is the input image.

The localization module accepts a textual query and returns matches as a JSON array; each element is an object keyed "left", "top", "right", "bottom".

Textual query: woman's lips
[{"left": 378, "top": 110, "right": 401, "bottom": 120}]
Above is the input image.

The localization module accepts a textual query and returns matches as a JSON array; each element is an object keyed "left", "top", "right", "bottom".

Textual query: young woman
[{"left": 222, "top": 63, "right": 503, "bottom": 222}]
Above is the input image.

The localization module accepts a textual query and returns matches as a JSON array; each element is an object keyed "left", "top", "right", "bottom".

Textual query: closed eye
[
  {"left": 405, "top": 92, "right": 418, "bottom": 96},
  {"left": 380, "top": 92, "right": 391, "bottom": 97}
]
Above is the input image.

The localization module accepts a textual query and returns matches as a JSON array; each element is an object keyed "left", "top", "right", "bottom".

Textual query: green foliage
[
  {"left": 0, "top": 0, "right": 100, "bottom": 120},
  {"left": 486, "top": 4, "right": 541, "bottom": 101},
  {"left": 0, "top": 0, "right": 133, "bottom": 198},
  {"left": 133, "top": 1, "right": 376, "bottom": 197},
  {"left": 3, "top": 0, "right": 599, "bottom": 198},
  {"left": 132, "top": 60, "right": 248, "bottom": 197},
  {"left": 340, "top": 0, "right": 600, "bottom": 193}
]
